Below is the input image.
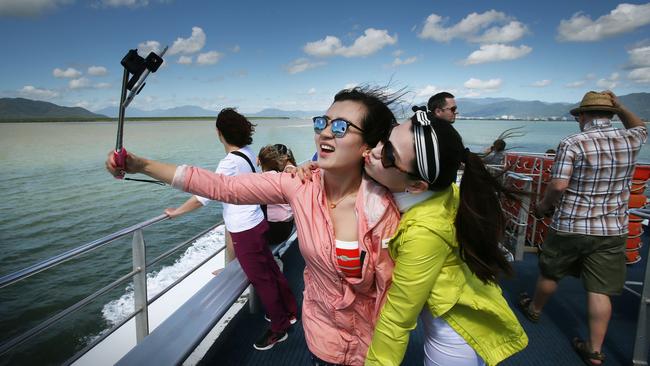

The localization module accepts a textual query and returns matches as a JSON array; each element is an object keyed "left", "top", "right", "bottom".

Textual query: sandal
[
  {"left": 572, "top": 337, "right": 605, "bottom": 365},
  {"left": 517, "top": 292, "right": 540, "bottom": 323}
]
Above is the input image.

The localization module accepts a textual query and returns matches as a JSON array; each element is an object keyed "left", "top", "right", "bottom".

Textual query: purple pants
[{"left": 230, "top": 220, "right": 297, "bottom": 332}]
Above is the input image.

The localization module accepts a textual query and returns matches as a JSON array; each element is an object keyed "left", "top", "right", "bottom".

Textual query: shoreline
[
  {"left": 0, "top": 116, "right": 291, "bottom": 123},
  {"left": 2, "top": 116, "right": 646, "bottom": 123}
]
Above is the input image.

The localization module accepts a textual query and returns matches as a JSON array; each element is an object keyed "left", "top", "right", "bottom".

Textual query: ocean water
[{"left": 0, "top": 118, "right": 648, "bottom": 364}]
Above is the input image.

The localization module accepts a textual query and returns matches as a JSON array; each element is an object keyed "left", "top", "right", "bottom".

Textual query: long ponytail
[
  {"left": 408, "top": 112, "right": 517, "bottom": 283},
  {"left": 455, "top": 151, "right": 514, "bottom": 283}
]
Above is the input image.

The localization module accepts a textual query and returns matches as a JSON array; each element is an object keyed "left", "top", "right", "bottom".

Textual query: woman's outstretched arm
[
  {"left": 106, "top": 151, "right": 177, "bottom": 184},
  {"left": 106, "top": 150, "right": 298, "bottom": 206}
]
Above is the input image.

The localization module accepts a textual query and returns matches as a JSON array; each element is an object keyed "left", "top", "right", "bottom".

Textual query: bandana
[{"left": 410, "top": 110, "right": 464, "bottom": 188}]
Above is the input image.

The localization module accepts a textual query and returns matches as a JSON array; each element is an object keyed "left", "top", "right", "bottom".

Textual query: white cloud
[
  {"left": 101, "top": 0, "right": 149, "bottom": 7},
  {"left": 95, "top": 82, "right": 111, "bottom": 89},
  {"left": 307, "top": 88, "right": 316, "bottom": 95},
  {"left": 231, "top": 45, "right": 241, "bottom": 53},
  {"left": 419, "top": 10, "right": 527, "bottom": 43},
  {"left": 73, "top": 100, "right": 91, "bottom": 109},
  {"left": 391, "top": 56, "right": 418, "bottom": 67},
  {"left": 69, "top": 77, "right": 91, "bottom": 89},
  {"left": 196, "top": 51, "right": 222, "bottom": 65},
  {"left": 53, "top": 67, "right": 82, "bottom": 78},
  {"left": 628, "top": 67, "right": 650, "bottom": 83},
  {"left": 286, "top": 58, "right": 326, "bottom": 74},
  {"left": 304, "top": 28, "right": 397, "bottom": 58},
  {"left": 340, "top": 29, "right": 397, "bottom": 57},
  {"left": 392, "top": 49, "right": 404, "bottom": 57},
  {"left": 464, "top": 91, "right": 482, "bottom": 98},
  {"left": 169, "top": 27, "right": 206, "bottom": 55},
  {"left": 566, "top": 80, "right": 586, "bottom": 88},
  {"left": 557, "top": 3, "right": 650, "bottom": 42},
  {"left": 464, "top": 78, "right": 502, "bottom": 91},
  {"left": 470, "top": 21, "right": 528, "bottom": 43},
  {"left": 19, "top": 85, "right": 58, "bottom": 99},
  {"left": 463, "top": 44, "right": 531, "bottom": 65},
  {"left": 416, "top": 85, "right": 447, "bottom": 98},
  {"left": 625, "top": 45, "right": 650, "bottom": 83},
  {"left": 177, "top": 55, "right": 192, "bottom": 64},
  {"left": 0, "top": 0, "right": 70, "bottom": 17},
  {"left": 628, "top": 45, "right": 650, "bottom": 67},
  {"left": 87, "top": 66, "right": 107, "bottom": 76},
  {"left": 304, "top": 36, "right": 342, "bottom": 57},
  {"left": 138, "top": 40, "right": 161, "bottom": 56},
  {"left": 344, "top": 83, "right": 358, "bottom": 89},
  {"left": 531, "top": 79, "right": 551, "bottom": 87},
  {"left": 232, "top": 69, "right": 247, "bottom": 78},
  {"left": 596, "top": 72, "right": 619, "bottom": 89}
]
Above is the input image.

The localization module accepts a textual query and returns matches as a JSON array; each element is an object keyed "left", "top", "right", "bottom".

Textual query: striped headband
[{"left": 412, "top": 110, "right": 440, "bottom": 184}]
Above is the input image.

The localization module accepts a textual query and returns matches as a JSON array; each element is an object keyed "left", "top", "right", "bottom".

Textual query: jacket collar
[
  {"left": 358, "top": 173, "right": 396, "bottom": 229},
  {"left": 393, "top": 191, "right": 435, "bottom": 213}
]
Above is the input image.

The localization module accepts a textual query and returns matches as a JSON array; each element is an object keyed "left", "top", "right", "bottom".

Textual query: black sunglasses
[
  {"left": 313, "top": 116, "right": 364, "bottom": 138},
  {"left": 381, "top": 140, "right": 421, "bottom": 178},
  {"left": 441, "top": 106, "right": 458, "bottom": 113}
]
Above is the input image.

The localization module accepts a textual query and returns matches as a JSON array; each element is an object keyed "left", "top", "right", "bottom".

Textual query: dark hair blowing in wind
[
  {"left": 334, "top": 85, "right": 403, "bottom": 148},
  {"left": 409, "top": 108, "right": 514, "bottom": 283},
  {"left": 215, "top": 108, "right": 256, "bottom": 147}
]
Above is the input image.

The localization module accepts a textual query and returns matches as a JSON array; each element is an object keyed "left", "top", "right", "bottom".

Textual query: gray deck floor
[{"left": 200, "top": 235, "right": 648, "bottom": 365}]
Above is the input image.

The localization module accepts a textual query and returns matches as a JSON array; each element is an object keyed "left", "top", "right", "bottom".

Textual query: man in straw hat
[{"left": 518, "top": 90, "right": 646, "bottom": 365}]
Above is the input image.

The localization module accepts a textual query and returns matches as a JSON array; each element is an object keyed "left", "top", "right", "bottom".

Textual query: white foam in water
[{"left": 101, "top": 225, "right": 226, "bottom": 327}]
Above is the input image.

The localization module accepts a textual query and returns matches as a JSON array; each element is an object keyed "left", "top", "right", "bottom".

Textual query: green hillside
[{"left": 0, "top": 98, "right": 107, "bottom": 122}]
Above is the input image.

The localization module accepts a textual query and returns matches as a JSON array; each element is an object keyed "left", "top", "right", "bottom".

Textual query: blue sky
[{"left": 1, "top": 0, "right": 649, "bottom": 113}]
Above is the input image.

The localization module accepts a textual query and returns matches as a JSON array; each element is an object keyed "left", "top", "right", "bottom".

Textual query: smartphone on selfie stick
[{"left": 114, "top": 46, "right": 168, "bottom": 179}]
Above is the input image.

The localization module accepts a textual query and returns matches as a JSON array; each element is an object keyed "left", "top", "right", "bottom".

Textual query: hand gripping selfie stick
[{"left": 114, "top": 46, "right": 168, "bottom": 179}]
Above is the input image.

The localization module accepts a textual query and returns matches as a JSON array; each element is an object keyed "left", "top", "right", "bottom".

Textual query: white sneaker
[{"left": 265, "top": 314, "right": 297, "bottom": 324}]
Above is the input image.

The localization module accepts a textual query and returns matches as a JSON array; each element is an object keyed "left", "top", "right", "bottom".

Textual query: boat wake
[{"left": 101, "top": 225, "right": 226, "bottom": 328}]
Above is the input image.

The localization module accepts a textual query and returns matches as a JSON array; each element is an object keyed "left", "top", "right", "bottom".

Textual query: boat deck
[{"left": 200, "top": 234, "right": 648, "bottom": 366}]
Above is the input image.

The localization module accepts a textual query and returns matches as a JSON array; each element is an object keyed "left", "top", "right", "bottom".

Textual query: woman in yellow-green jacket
[{"left": 363, "top": 109, "right": 528, "bottom": 366}]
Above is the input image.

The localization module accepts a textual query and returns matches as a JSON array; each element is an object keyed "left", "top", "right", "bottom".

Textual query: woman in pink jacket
[{"left": 106, "top": 87, "right": 401, "bottom": 365}]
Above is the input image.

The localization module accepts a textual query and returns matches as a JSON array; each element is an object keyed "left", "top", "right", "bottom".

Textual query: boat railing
[
  {"left": 500, "top": 171, "right": 533, "bottom": 261},
  {"left": 0, "top": 214, "right": 227, "bottom": 364},
  {"left": 628, "top": 207, "right": 650, "bottom": 366},
  {"left": 115, "top": 230, "right": 298, "bottom": 366}
]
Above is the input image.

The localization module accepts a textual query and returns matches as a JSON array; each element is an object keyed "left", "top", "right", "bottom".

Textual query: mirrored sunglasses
[{"left": 313, "top": 116, "right": 364, "bottom": 138}]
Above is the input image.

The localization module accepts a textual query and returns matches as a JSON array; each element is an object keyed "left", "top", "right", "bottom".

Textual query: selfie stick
[{"left": 114, "top": 46, "right": 168, "bottom": 179}]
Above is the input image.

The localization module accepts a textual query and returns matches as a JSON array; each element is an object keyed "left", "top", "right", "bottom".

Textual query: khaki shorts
[{"left": 538, "top": 230, "right": 627, "bottom": 295}]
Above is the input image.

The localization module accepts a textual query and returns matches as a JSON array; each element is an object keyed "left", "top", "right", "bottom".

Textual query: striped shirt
[
  {"left": 550, "top": 120, "right": 647, "bottom": 236},
  {"left": 335, "top": 240, "right": 362, "bottom": 278}
]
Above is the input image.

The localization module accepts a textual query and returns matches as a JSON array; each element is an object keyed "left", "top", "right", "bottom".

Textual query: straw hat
[{"left": 570, "top": 91, "right": 621, "bottom": 116}]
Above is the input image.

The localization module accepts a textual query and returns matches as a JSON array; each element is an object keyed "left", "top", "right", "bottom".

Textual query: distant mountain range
[
  {"left": 95, "top": 105, "right": 216, "bottom": 118},
  {"left": 411, "top": 93, "right": 649, "bottom": 120},
  {"left": 456, "top": 98, "right": 572, "bottom": 119},
  {"left": 95, "top": 106, "right": 323, "bottom": 118},
  {"left": 248, "top": 108, "right": 323, "bottom": 118},
  {"left": 1, "top": 93, "right": 649, "bottom": 121},
  {"left": 0, "top": 98, "right": 107, "bottom": 121}
]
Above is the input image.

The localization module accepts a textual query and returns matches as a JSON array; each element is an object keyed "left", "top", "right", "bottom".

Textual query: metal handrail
[
  {"left": 628, "top": 208, "right": 650, "bottom": 366},
  {"left": 0, "top": 214, "right": 169, "bottom": 289},
  {"left": 66, "top": 231, "right": 227, "bottom": 365},
  {"left": 0, "top": 214, "right": 226, "bottom": 361},
  {"left": 0, "top": 269, "right": 139, "bottom": 356}
]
